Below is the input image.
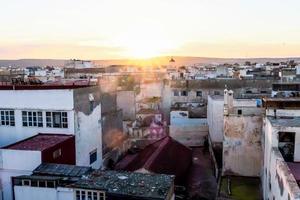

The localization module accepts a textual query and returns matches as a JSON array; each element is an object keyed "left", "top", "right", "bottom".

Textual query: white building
[
  {"left": 0, "top": 134, "right": 75, "bottom": 200},
  {"left": 64, "top": 59, "right": 94, "bottom": 69},
  {"left": 262, "top": 98, "right": 300, "bottom": 200},
  {"left": 0, "top": 83, "right": 118, "bottom": 169}
]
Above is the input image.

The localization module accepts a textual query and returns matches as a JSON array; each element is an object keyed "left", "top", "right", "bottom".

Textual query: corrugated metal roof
[{"left": 33, "top": 163, "right": 92, "bottom": 177}]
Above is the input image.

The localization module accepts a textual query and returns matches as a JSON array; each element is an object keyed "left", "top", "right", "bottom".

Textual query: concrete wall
[
  {"left": 207, "top": 96, "right": 224, "bottom": 143},
  {"left": 223, "top": 115, "right": 263, "bottom": 177}
]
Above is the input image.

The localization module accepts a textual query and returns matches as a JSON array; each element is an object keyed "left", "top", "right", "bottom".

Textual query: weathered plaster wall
[
  {"left": 223, "top": 115, "right": 263, "bottom": 177},
  {"left": 73, "top": 86, "right": 103, "bottom": 168},
  {"left": 266, "top": 149, "right": 300, "bottom": 200}
]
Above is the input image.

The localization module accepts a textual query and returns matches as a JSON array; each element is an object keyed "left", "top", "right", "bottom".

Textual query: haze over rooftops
[{"left": 3, "top": 133, "right": 74, "bottom": 151}]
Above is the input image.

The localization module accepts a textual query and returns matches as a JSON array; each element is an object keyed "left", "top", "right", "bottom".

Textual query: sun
[{"left": 116, "top": 24, "right": 178, "bottom": 59}]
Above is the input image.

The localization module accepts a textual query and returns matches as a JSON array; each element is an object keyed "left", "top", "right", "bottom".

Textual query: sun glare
[{"left": 117, "top": 24, "right": 178, "bottom": 59}]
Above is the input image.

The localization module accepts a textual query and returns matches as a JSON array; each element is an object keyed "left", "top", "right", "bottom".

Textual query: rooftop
[
  {"left": 34, "top": 163, "right": 92, "bottom": 177},
  {"left": 287, "top": 162, "right": 300, "bottom": 183},
  {"left": 68, "top": 170, "right": 174, "bottom": 199},
  {"left": 3, "top": 133, "right": 74, "bottom": 151},
  {"left": 268, "top": 116, "right": 300, "bottom": 128},
  {"left": 115, "top": 136, "right": 192, "bottom": 184},
  {"left": 0, "top": 80, "right": 94, "bottom": 90}
]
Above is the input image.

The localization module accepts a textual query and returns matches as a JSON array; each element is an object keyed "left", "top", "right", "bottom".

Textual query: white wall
[
  {"left": 0, "top": 90, "right": 74, "bottom": 110},
  {"left": 0, "top": 90, "right": 75, "bottom": 147},
  {"left": 14, "top": 186, "right": 58, "bottom": 200},
  {"left": 75, "top": 104, "right": 102, "bottom": 168},
  {"left": 0, "top": 110, "right": 75, "bottom": 147},
  {"left": 0, "top": 150, "right": 42, "bottom": 200},
  {"left": 207, "top": 96, "right": 224, "bottom": 143}
]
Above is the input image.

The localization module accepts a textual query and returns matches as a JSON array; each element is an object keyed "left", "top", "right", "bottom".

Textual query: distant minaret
[{"left": 169, "top": 57, "right": 176, "bottom": 69}]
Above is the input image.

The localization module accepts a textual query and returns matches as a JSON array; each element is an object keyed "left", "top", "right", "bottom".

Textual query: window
[
  {"left": 214, "top": 91, "right": 220, "bottom": 95},
  {"left": 75, "top": 190, "right": 105, "bottom": 200},
  {"left": 89, "top": 149, "right": 97, "bottom": 164},
  {"left": 196, "top": 91, "right": 202, "bottom": 97},
  {"left": 246, "top": 90, "right": 253, "bottom": 94},
  {"left": 173, "top": 90, "right": 179, "bottom": 96},
  {"left": 53, "top": 148, "right": 62, "bottom": 159},
  {"left": 0, "top": 110, "right": 15, "bottom": 126},
  {"left": 46, "top": 181, "right": 55, "bottom": 188},
  {"left": 46, "top": 111, "right": 68, "bottom": 128},
  {"left": 22, "top": 111, "right": 43, "bottom": 127},
  {"left": 278, "top": 132, "right": 295, "bottom": 162},
  {"left": 181, "top": 91, "right": 188, "bottom": 96},
  {"left": 38, "top": 181, "right": 46, "bottom": 187},
  {"left": 22, "top": 179, "right": 31, "bottom": 186},
  {"left": 237, "top": 109, "right": 242, "bottom": 115}
]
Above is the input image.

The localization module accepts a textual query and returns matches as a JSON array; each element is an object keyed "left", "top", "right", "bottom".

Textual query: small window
[
  {"left": 238, "top": 109, "right": 242, "bottom": 115},
  {"left": 260, "top": 91, "right": 267, "bottom": 94},
  {"left": 46, "top": 181, "right": 55, "bottom": 188},
  {"left": 90, "top": 149, "right": 97, "bottom": 164},
  {"left": 38, "top": 181, "right": 46, "bottom": 187},
  {"left": 22, "top": 111, "right": 43, "bottom": 127},
  {"left": 0, "top": 110, "right": 15, "bottom": 126},
  {"left": 196, "top": 91, "right": 202, "bottom": 97},
  {"left": 22, "top": 179, "right": 31, "bottom": 186},
  {"left": 181, "top": 91, "right": 188, "bottom": 96},
  {"left": 53, "top": 148, "right": 62, "bottom": 159},
  {"left": 173, "top": 91, "right": 179, "bottom": 96},
  {"left": 46, "top": 111, "right": 68, "bottom": 128},
  {"left": 214, "top": 91, "right": 220, "bottom": 95},
  {"left": 31, "top": 180, "right": 38, "bottom": 187}
]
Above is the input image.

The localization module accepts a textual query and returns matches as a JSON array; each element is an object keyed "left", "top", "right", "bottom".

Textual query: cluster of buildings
[{"left": 0, "top": 58, "right": 300, "bottom": 200}]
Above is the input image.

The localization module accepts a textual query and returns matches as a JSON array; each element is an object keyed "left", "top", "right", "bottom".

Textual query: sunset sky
[{"left": 1, "top": 0, "right": 300, "bottom": 59}]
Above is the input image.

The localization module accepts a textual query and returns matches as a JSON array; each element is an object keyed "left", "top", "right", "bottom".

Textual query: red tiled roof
[
  {"left": 3, "top": 133, "right": 74, "bottom": 151},
  {"left": 115, "top": 136, "right": 192, "bottom": 184},
  {"left": 0, "top": 81, "right": 94, "bottom": 90}
]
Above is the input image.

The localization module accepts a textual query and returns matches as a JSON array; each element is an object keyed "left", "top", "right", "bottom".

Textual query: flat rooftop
[
  {"left": 68, "top": 170, "right": 174, "bottom": 199},
  {"left": 0, "top": 80, "right": 94, "bottom": 90},
  {"left": 3, "top": 133, "right": 74, "bottom": 151},
  {"left": 268, "top": 116, "right": 300, "bottom": 128}
]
